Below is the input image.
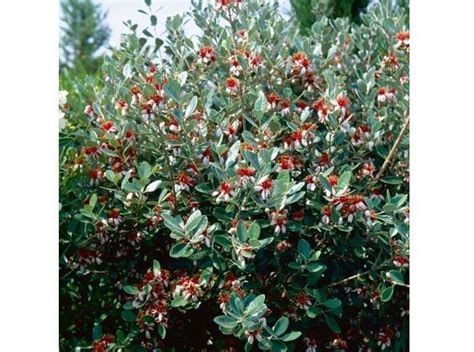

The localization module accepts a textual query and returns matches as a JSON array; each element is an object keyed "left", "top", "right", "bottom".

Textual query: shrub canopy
[{"left": 59, "top": 0, "right": 409, "bottom": 350}]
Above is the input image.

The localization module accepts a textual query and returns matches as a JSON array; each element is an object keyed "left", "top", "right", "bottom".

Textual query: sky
[{"left": 100, "top": 0, "right": 292, "bottom": 49}]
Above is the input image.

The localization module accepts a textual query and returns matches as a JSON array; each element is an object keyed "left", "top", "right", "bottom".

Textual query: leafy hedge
[{"left": 59, "top": 0, "right": 409, "bottom": 350}]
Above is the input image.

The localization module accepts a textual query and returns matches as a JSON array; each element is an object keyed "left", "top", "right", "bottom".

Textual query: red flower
[
  {"left": 335, "top": 94, "right": 350, "bottom": 110},
  {"left": 312, "top": 98, "right": 330, "bottom": 122},
  {"left": 92, "top": 335, "right": 114, "bottom": 352},
  {"left": 277, "top": 155, "right": 296, "bottom": 171},
  {"left": 328, "top": 174, "right": 339, "bottom": 187},
  {"left": 198, "top": 46, "right": 217, "bottom": 64},
  {"left": 276, "top": 240, "right": 291, "bottom": 252},
  {"left": 124, "top": 129, "right": 136, "bottom": 143},
  {"left": 107, "top": 208, "right": 122, "bottom": 226},
  {"left": 266, "top": 94, "right": 281, "bottom": 109},
  {"left": 114, "top": 99, "right": 128, "bottom": 115},
  {"left": 177, "top": 172, "right": 194, "bottom": 192},
  {"left": 130, "top": 85, "right": 141, "bottom": 95},
  {"left": 89, "top": 168, "right": 103, "bottom": 185},
  {"left": 269, "top": 209, "right": 288, "bottom": 234},
  {"left": 305, "top": 175, "right": 316, "bottom": 191},
  {"left": 295, "top": 292, "right": 312, "bottom": 310},
  {"left": 237, "top": 167, "right": 256, "bottom": 186},
  {"left": 320, "top": 152, "right": 330, "bottom": 166},
  {"left": 322, "top": 205, "right": 332, "bottom": 224},
  {"left": 84, "top": 146, "right": 100, "bottom": 159},
  {"left": 101, "top": 121, "right": 116, "bottom": 133},
  {"left": 250, "top": 54, "right": 263, "bottom": 69},
  {"left": 396, "top": 31, "right": 409, "bottom": 48},
  {"left": 280, "top": 100, "right": 290, "bottom": 115},
  {"left": 225, "top": 77, "right": 239, "bottom": 94},
  {"left": 293, "top": 209, "right": 304, "bottom": 221},
  {"left": 393, "top": 255, "right": 409, "bottom": 267},
  {"left": 212, "top": 182, "right": 236, "bottom": 203},
  {"left": 292, "top": 52, "right": 310, "bottom": 68},
  {"left": 254, "top": 176, "right": 273, "bottom": 200},
  {"left": 295, "top": 100, "right": 308, "bottom": 114}
]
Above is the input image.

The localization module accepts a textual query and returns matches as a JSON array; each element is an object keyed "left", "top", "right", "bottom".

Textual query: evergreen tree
[{"left": 60, "top": 0, "right": 111, "bottom": 72}]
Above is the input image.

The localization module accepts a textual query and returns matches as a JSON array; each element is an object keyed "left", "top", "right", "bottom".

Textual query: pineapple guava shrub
[{"left": 59, "top": 0, "right": 409, "bottom": 350}]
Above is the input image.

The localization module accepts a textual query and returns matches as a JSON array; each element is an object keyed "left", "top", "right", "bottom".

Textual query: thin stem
[
  {"left": 374, "top": 115, "right": 410, "bottom": 182},
  {"left": 327, "top": 258, "right": 389, "bottom": 288},
  {"left": 227, "top": 8, "right": 248, "bottom": 131},
  {"left": 150, "top": 122, "right": 178, "bottom": 213}
]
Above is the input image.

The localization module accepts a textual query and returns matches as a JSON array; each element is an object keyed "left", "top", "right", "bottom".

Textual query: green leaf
[
  {"left": 225, "top": 140, "right": 241, "bottom": 169},
  {"left": 276, "top": 170, "right": 290, "bottom": 183},
  {"left": 155, "top": 38, "right": 164, "bottom": 50},
  {"left": 213, "top": 207, "right": 234, "bottom": 221},
  {"left": 214, "top": 315, "right": 238, "bottom": 329},
  {"left": 92, "top": 324, "right": 102, "bottom": 340},
  {"left": 285, "top": 191, "right": 305, "bottom": 205},
  {"left": 244, "top": 150, "right": 259, "bottom": 169},
  {"left": 138, "top": 162, "right": 152, "bottom": 180},
  {"left": 254, "top": 93, "right": 267, "bottom": 110},
  {"left": 162, "top": 213, "right": 184, "bottom": 234},
  {"left": 199, "top": 267, "right": 213, "bottom": 285},
  {"left": 325, "top": 315, "right": 341, "bottom": 333},
  {"left": 273, "top": 316, "right": 289, "bottom": 336},
  {"left": 195, "top": 184, "right": 213, "bottom": 194},
  {"left": 381, "top": 176, "right": 403, "bottom": 185},
  {"left": 270, "top": 340, "right": 287, "bottom": 352},
  {"left": 121, "top": 310, "right": 136, "bottom": 322},
  {"left": 138, "top": 37, "right": 147, "bottom": 47},
  {"left": 248, "top": 222, "right": 260, "bottom": 240},
  {"left": 280, "top": 331, "right": 302, "bottom": 342},
  {"left": 153, "top": 260, "right": 161, "bottom": 276},
  {"left": 383, "top": 203, "right": 398, "bottom": 213},
  {"left": 178, "top": 71, "right": 188, "bottom": 86},
  {"left": 242, "top": 130, "right": 257, "bottom": 145},
  {"left": 387, "top": 270, "right": 405, "bottom": 285},
  {"left": 122, "top": 182, "right": 142, "bottom": 193},
  {"left": 257, "top": 237, "right": 273, "bottom": 248},
  {"left": 337, "top": 170, "right": 352, "bottom": 191},
  {"left": 116, "top": 329, "right": 125, "bottom": 344},
  {"left": 298, "top": 239, "right": 311, "bottom": 259},
  {"left": 245, "top": 294, "right": 266, "bottom": 315},
  {"left": 157, "top": 325, "right": 166, "bottom": 339},
  {"left": 319, "top": 175, "right": 332, "bottom": 192},
  {"left": 145, "top": 0, "right": 152, "bottom": 6},
  {"left": 164, "top": 80, "right": 180, "bottom": 102},
  {"left": 324, "top": 298, "right": 342, "bottom": 309},
  {"left": 123, "top": 62, "right": 132, "bottom": 78},
  {"left": 307, "top": 262, "right": 326, "bottom": 273},
  {"left": 150, "top": 15, "right": 157, "bottom": 26},
  {"left": 214, "top": 234, "right": 233, "bottom": 248},
  {"left": 170, "top": 243, "right": 190, "bottom": 258},
  {"left": 171, "top": 295, "right": 187, "bottom": 308},
  {"left": 307, "top": 306, "right": 322, "bottom": 318},
  {"left": 123, "top": 285, "right": 140, "bottom": 295},
  {"left": 128, "top": 345, "right": 146, "bottom": 352},
  {"left": 185, "top": 96, "right": 198, "bottom": 118},
  {"left": 185, "top": 210, "right": 203, "bottom": 233},
  {"left": 144, "top": 180, "right": 161, "bottom": 193},
  {"left": 142, "top": 29, "right": 153, "bottom": 37},
  {"left": 381, "top": 286, "right": 394, "bottom": 302},
  {"left": 89, "top": 194, "right": 97, "bottom": 209},
  {"left": 236, "top": 222, "right": 248, "bottom": 242},
  {"left": 105, "top": 170, "right": 118, "bottom": 184}
]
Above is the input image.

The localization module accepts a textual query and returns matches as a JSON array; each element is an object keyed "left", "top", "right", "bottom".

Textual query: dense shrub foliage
[{"left": 59, "top": 0, "right": 409, "bottom": 350}]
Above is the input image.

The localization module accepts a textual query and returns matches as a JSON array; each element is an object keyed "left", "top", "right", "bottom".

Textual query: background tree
[
  {"left": 290, "top": 0, "right": 370, "bottom": 35},
  {"left": 60, "top": 0, "right": 111, "bottom": 73}
]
